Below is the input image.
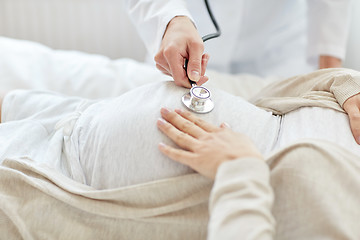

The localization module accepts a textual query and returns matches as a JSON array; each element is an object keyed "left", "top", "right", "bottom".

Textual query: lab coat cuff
[{"left": 307, "top": 44, "right": 347, "bottom": 62}]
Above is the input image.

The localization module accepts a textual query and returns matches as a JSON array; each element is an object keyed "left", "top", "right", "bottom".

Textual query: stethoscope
[{"left": 181, "top": 0, "right": 221, "bottom": 114}]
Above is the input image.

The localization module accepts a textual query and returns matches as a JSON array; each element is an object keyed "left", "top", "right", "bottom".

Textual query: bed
[
  {"left": 1, "top": 1, "right": 360, "bottom": 238},
  {"left": 2, "top": 32, "right": 360, "bottom": 239},
  {"left": 0, "top": 36, "right": 276, "bottom": 239}
]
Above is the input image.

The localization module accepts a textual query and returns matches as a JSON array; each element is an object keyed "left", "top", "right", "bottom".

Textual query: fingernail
[
  {"left": 175, "top": 108, "right": 183, "bottom": 113},
  {"left": 159, "top": 142, "right": 167, "bottom": 149},
  {"left": 191, "top": 71, "right": 200, "bottom": 81},
  {"left": 161, "top": 107, "right": 170, "bottom": 115},
  {"left": 358, "top": 137, "right": 360, "bottom": 145},
  {"left": 157, "top": 118, "right": 167, "bottom": 125},
  {"left": 221, "top": 122, "right": 231, "bottom": 128}
]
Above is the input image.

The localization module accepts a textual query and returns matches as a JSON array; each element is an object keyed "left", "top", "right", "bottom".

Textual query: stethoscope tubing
[
  {"left": 182, "top": 0, "right": 220, "bottom": 113},
  {"left": 185, "top": 0, "right": 221, "bottom": 86}
]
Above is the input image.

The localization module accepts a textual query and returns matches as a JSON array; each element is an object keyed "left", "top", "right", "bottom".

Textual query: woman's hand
[
  {"left": 343, "top": 93, "right": 360, "bottom": 144},
  {"left": 154, "top": 16, "right": 209, "bottom": 88},
  {"left": 157, "top": 108, "right": 263, "bottom": 179}
]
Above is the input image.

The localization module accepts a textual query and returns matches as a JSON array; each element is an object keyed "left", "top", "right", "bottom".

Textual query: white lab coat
[{"left": 125, "top": 0, "right": 351, "bottom": 78}]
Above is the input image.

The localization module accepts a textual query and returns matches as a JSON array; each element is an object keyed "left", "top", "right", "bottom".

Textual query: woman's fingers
[
  {"left": 174, "top": 108, "right": 220, "bottom": 132},
  {"left": 158, "top": 142, "right": 194, "bottom": 166},
  {"left": 160, "top": 108, "right": 207, "bottom": 138},
  {"left": 347, "top": 108, "right": 360, "bottom": 145},
  {"left": 220, "top": 122, "right": 231, "bottom": 129},
  {"left": 157, "top": 118, "right": 199, "bottom": 150},
  {"left": 343, "top": 93, "right": 360, "bottom": 144},
  {"left": 157, "top": 108, "right": 263, "bottom": 179}
]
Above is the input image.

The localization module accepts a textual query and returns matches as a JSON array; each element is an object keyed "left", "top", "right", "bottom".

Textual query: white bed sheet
[
  {"left": 0, "top": 36, "right": 282, "bottom": 189},
  {"left": 0, "top": 37, "right": 168, "bottom": 98},
  {"left": 0, "top": 37, "right": 277, "bottom": 100}
]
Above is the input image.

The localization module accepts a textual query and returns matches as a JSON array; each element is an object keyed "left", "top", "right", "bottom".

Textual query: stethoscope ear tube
[{"left": 202, "top": 0, "right": 221, "bottom": 42}]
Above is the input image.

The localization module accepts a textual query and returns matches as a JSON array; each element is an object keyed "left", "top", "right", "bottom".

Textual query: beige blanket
[{"left": 1, "top": 68, "right": 360, "bottom": 239}]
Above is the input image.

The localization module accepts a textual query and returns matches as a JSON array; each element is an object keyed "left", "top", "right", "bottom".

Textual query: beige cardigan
[{"left": 1, "top": 68, "right": 360, "bottom": 239}]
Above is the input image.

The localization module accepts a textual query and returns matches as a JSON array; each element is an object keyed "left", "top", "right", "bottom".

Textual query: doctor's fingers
[
  {"left": 154, "top": 52, "right": 171, "bottom": 73},
  {"left": 201, "top": 54, "right": 210, "bottom": 75},
  {"left": 160, "top": 46, "right": 191, "bottom": 88},
  {"left": 155, "top": 63, "right": 171, "bottom": 76},
  {"left": 160, "top": 108, "right": 207, "bottom": 138},
  {"left": 155, "top": 50, "right": 209, "bottom": 87},
  {"left": 197, "top": 75, "right": 209, "bottom": 86},
  {"left": 186, "top": 40, "right": 205, "bottom": 82},
  {"left": 195, "top": 54, "right": 210, "bottom": 86}
]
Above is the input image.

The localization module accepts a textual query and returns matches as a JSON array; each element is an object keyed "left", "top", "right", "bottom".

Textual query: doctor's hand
[
  {"left": 319, "top": 55, "right": 342, "bottom": 69},
  {"left": 157, "top": 108, "right": 263, "bottom": 179},
  {"left": 343, "top": 93, "right": 360, "bottom": 145},
  {"left": 154, "top": 16, "right": 209, "bottom": 88}
]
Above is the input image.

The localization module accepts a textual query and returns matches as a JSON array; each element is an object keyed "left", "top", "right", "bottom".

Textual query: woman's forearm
[
  {"left": 208, "top": 158, "right": 275, "bottom": 240},
  {"left": 251, "top": 68, "right": 360, "bottom": 114}
]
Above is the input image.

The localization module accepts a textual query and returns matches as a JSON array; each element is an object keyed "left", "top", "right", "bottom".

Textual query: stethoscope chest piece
[{"left": 182, "top": 86, "right": 214, "bottom": 113}]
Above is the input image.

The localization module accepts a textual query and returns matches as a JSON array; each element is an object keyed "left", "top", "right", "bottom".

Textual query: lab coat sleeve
[
  {"left": 306, "top": 0, "right": 352, "bottom": 61},
  {"left": 124, "top": 0, "right": 194, "bottom": 58},
  {"left": 208, "top": 158, "right": 275, "bottom": 240}
]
